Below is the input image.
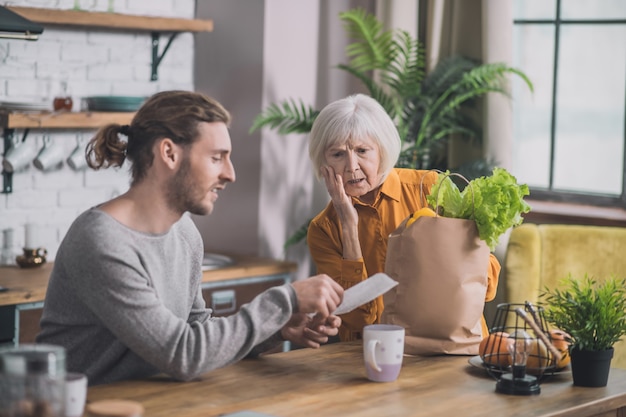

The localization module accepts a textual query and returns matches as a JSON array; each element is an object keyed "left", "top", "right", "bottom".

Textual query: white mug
[
  {"left": 66, "top": 137, "right": 88, "bottom": 171},
  {"left": 2, "top": 137, "right": 36, "bottom": 173},
  {"left": 363, "top": 324, "right": 405, "bottom": 382},
  {"left": 33, "top": 136, "right": 64, "bottom": 171},
  {"left": 65, "top": 372, "right": 88, "bottom": 417}
]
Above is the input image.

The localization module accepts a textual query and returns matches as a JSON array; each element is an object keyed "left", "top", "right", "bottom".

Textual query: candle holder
[
  {"left": 481, "top": 303, "right": 560, "bottom": 395},
  {"left": 16, "top": 247, "right": 47, "bottom": 268}
]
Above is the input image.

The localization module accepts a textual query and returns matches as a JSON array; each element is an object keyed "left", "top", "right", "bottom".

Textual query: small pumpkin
[
  {"left": 549, "top": 328, "right": 571, "bottom": 369},
  {"left": 479, "top": 331, "right": 513, "bottom": 367}
]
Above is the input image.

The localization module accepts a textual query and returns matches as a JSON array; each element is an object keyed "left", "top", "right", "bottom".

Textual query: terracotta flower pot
[{"left": 570, "top": 347, "right": 614, "bottom": 387}]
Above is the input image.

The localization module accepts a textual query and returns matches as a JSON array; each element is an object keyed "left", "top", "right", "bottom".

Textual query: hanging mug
[
  {"left": 33, "top": 136, "right": 65, "bottom": 171},
  {"left": 66, "top": 136, "right": 88, "bottom": 171},
  {"left": 2, "top": 135, "right": 36, "bottom": 173}
]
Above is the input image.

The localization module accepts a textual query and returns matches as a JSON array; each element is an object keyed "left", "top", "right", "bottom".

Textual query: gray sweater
[{"left": 37, "top": 208, "right": 297, "bottom": 386}]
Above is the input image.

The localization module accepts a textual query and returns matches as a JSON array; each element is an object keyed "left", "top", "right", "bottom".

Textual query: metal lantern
[{"left": 481, "top": 302, "right": 562, "bottom": 395}]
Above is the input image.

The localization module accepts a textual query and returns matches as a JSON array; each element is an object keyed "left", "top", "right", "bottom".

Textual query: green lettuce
[{"left": 426, "top": 168, "right": 531, "bottom": 251}]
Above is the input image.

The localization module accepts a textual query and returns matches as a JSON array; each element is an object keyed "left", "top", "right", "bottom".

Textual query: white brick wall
[{"left": 0, "top": 0, "right": 196, "bottom": 262}]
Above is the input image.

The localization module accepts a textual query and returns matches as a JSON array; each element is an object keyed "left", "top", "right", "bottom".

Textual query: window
[{"left": 511, "top": 0, "right": 626, "bottom": 207}]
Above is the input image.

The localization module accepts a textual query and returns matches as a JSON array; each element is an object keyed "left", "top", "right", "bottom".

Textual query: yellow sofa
[{"left": 504, "top": 223, "right": 626, "bottom": 369}]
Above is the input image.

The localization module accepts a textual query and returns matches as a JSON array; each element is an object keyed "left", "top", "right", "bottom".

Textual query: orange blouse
[{"left": 307, "top": 168, "right": 501, "bottom": 341}]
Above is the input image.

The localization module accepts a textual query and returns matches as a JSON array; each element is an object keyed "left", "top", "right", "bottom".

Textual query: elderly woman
[{"left": 307, "top": 94, "right": 500, "bottom": 342}]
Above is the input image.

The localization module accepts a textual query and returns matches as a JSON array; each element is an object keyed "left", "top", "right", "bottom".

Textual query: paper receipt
[{"left": 333, "top": 273, "right": 398, "bottom": 316}]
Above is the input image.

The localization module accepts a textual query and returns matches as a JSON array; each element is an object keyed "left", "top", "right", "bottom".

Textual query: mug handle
[
  {"left": 365, "top": 339, "right": 382, "bottom": 372},
  {"left": 36, "top": 247, "right": 48, "bottom": 257}
]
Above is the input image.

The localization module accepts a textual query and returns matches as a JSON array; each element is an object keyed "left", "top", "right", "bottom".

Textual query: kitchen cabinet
[
  {"left": 0, "top": 262, "right": 49, "bottom": 345},
  {"left": 0, "top": 302, "right": 42, "bottom": 344},
  {"left": 202, "top": 278, "right": 288, "bottom": 317},
  {"left": 0, "top": 255, "right": 297, "bottom": 346}
]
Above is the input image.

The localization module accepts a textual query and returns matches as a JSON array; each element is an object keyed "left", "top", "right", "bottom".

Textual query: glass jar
[
  {"left": 52, "top": 80, "right": 73, "bottom": 112},
  {"left": 0, "top": 344, "right": 67, "bottom": 417},
  {"left": 1, "top": 228, "right": 15, "bottom": 266},
  {"left": 53, "top": 97, "right": 73, "bottom": 112}
]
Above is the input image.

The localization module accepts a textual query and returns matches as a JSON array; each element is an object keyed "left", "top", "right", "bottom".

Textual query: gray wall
[
  {"left": 194, "top": 0, "right": 265, "bottom": 256},
  {"left": 194, "top": 0, "right": 375, "bottom": 279}
]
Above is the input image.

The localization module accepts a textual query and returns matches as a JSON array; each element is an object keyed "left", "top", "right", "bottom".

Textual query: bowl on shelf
[{"left": 84, "top": 96, "right": 146, "bottom": 112}]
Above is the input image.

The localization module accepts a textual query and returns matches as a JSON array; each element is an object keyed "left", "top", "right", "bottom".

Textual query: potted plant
[
  {"left": 250, "top": 8, "right": 532, "bottom": 248},
  {"left": 541, "top": 274, "right": 626, "bottom": 387}
]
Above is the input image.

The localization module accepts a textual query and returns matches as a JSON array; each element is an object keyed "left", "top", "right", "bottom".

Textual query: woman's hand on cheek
[
  {"left": 323, "top": 166, "right": 358, "bottom": 227},
  {"left": 322, "top": 166, "right": 345, "bottom": 202}
]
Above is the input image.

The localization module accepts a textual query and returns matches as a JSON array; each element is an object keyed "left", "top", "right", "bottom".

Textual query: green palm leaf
[
  {"left": 249, "top": 99, "right": 319, "bottom": 135},
  {"left": 422, "top": 55, "right": 477, "bottom": 98},
  {"left": 383, "top": 31, "right": 426, "bottom": 99},
  {"left": 461, "top": 63, "right": 533, "bottom": 94},
  {"left": 283, "top": 218, "right": 312, "bottom": 249},
  {"left": 416, "top": 63, "right": 533, "bottom": 147},
  {"left": 339, "top": 8, "right": 395, "bottom": 71},
  {"left": 337, "top": 64, "right": 398, "bottom": 119}
]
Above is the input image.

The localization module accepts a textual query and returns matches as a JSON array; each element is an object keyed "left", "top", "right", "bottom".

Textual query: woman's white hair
[{"left": 308, "top": 94, "right": 401, "bottom": 180}]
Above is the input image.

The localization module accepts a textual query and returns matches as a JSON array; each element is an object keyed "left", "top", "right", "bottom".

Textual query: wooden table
[
  {"left": 86, "top": 341, "right": 626, "bottom": 417},
  {"left": 0, "top": 255, "right": 297, "bottom": 345}
]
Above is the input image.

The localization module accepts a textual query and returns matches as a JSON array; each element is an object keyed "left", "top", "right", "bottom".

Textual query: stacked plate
[
  {"left": 84, "top": 96, "right": 146, "bottom": 112},
  {"left": 0, "top": 98, "right": 50, "bottom": 112}
]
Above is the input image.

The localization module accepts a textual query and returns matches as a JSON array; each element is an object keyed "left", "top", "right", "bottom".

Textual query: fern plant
[
  {"left": 250, "top": 8, "right": 533, "bottom": 170},
  {"left": 541, "top": 274, "right": 626, "bottom": 352}
]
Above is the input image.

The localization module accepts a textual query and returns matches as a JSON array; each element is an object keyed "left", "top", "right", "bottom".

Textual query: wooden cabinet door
[
  {"left": 0, "top": 305, "right": 43, "bottom": 346},
  {"left": 18, "top": 307, "right": 43, "bottom": 344}
]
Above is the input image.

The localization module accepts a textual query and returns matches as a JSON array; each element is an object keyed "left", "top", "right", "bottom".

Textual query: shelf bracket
[
  {"left": 1, "top": 128, "right": 30, "bottom": 194},
  {"left": 151, "top": 32, "right": 178, "bottom": 81},
  {"left": 2, "top": 129, "right": 15, "bottom": 194}
]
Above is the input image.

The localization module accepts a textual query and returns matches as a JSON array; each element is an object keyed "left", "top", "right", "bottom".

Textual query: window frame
[{"left": 513, "top": 0, "right": 626, "bottom": 209}]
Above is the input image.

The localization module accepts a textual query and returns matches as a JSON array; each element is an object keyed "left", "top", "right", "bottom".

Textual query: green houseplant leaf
[
  {"left": 340, "top": 7, "right": 396, "bottom": 72},
  {"left": 249, "top": 99, "right": 319, "bottom": 135},
  {"left": 541, "top": 274, "right": 626, "bottom": 352}
]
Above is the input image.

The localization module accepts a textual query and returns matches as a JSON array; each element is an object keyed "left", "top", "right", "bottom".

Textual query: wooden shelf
[
  {"left": 1, "top": 110, "right": 134, "bottom": 193},
  {"left": 7, "top": 6, "right": 213, "bottom": 33},
  {"left": 7, "top": 6, "right": 212, "bottom": 81},
  {"left": 0, "top": 111, "right": 134, "bottom": 129}
]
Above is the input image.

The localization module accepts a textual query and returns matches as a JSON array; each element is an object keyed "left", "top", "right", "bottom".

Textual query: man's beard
[{"left": 166, "top": 156, "right": 212, "bottom": 216}]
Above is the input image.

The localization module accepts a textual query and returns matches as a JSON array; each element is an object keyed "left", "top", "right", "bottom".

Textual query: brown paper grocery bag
[{"left": 381, "top": 215, "right": 490, "bottom": 355}]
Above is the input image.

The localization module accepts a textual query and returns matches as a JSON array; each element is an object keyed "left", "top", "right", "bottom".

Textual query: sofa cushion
[{"left": 504, "top": 223, "right": 626, "bottom": 369}]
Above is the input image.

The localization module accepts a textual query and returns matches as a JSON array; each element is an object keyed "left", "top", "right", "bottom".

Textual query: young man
[{"left": 37, "top": 91, "right": 343, "bottom": 386}]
